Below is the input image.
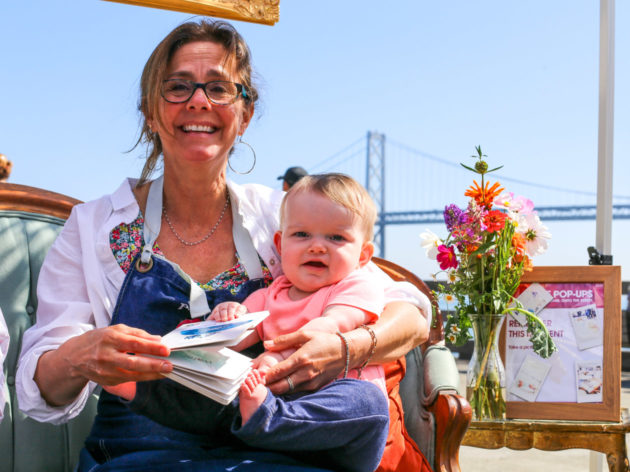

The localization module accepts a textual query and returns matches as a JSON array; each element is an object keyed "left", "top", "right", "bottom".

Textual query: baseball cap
[{"left": 277, "top": 166, "right": 308, "bottom": 186}]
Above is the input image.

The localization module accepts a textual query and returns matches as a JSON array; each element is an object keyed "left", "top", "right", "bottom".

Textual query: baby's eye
[
  {"left": 328, "top": 234, "right": 345, "bottom": 242},
  {"left": 293, "top": 231, "right": 309, "bottom": 238}
]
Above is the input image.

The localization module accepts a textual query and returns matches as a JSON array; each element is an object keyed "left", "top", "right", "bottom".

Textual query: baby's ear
[
  {"left": 358, "top": 241, "right": 374, "bottom": 267},
  {"left": 273, "top": 231, "right": 283, "bottom": 255}
]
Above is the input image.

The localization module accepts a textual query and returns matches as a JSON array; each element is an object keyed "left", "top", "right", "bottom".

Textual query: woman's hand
[
  {"left": 262, "top": 330, "right": 345, "bottom": 395},
  {"left": 262, "top": 301, "right": 428, "bottom": 395},
  {"left": 35, "top": 324, "right": 172, "bottom": 407}
]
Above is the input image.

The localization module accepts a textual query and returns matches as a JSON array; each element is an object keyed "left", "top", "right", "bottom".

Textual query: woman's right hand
[{"left": 35, "top": 324, "right": 172, "bottom": 407}]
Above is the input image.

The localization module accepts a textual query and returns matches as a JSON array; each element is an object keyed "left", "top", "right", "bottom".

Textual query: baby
[{"left": 211, "top": 173, "right": 389, "bottom": 471}]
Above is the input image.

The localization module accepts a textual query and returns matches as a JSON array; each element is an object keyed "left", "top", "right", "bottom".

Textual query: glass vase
[{"left": 466, "top": 313, "right": 507, "bottom": 420}]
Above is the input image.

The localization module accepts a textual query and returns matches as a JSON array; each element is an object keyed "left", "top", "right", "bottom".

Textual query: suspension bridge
[{"left": 308, "top": 131, "right": 630, "bottom": 258}]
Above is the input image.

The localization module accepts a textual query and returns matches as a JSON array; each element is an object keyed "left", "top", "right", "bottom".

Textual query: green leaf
[
  {"left": 461, "top": 163, "right": 477, "bottom": 173},
  {"left": 504, "top": 307, "right": 557, "bottom": 359},
  {"left": 485, "top": 165, "right": 504, "bottom": 173}
]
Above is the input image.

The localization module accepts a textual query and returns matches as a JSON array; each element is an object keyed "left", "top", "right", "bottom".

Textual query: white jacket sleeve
[
  {"left": 16, "top": 207, "right": 99, "bottom": 424},
  {"left": 365, "top": 261, "right": 432, "bottom": 326}
]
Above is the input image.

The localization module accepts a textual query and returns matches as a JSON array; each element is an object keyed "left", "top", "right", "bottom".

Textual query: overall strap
[
  {"left": 229, "top": 188, "right": 263, "bottom": 281},
  {"left": 141, "top": 175, "right": 211, "bottom": 318}
]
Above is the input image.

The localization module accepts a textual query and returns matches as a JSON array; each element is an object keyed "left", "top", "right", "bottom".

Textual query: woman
[{"left": 16, "top": 20, "right": 430, "bottom": 471}]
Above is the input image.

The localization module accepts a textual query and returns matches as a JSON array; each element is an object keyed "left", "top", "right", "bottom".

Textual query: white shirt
[
  {"left": 16, "top": 178, "right": 429, "bottom": 424},
  {"left": 0, "top": 309, "right": 8, "bottom": 422}
]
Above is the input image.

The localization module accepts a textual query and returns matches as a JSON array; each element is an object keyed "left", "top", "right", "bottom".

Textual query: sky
[{"left": 1, "top": 1, "right": 628, "bottom": 283}]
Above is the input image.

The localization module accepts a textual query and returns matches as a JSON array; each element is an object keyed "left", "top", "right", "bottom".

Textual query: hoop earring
[{"left": 228, "top": 136, "right": 256, "bottom": 175}]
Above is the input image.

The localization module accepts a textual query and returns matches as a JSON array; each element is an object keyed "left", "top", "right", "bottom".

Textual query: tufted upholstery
[
  {"left": 0, "top": 206, "right": 99, "bottom": 472},
  {"left": 0, "top": 184, "right": 470, "bottom": 472}
]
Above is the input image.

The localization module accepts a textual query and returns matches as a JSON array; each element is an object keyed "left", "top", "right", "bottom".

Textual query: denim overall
[{"left": 78, "top": 177, "right": 388, "bottom": 472}]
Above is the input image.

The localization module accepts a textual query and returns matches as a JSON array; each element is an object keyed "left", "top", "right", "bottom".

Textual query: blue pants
[{"left": 232, "top": 378, "right": 389, "bottom": 472}]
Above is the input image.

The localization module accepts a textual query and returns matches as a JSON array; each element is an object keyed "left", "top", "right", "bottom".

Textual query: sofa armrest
[
  {"left": 424, "top": 345, "right": 471, "bottom": 472},
  {"left": 423, "top": 345, "right": 461, "bottom": 402}
]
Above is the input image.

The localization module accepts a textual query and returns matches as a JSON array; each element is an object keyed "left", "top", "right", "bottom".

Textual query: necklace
[{"left": 163, "top": 192, "right": 230, "bottom": 246}]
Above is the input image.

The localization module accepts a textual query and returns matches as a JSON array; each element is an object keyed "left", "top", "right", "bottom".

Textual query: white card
[
  {"left": 575, "top": 359, "right": 603, "bottom": 403},
  {"left": 510, "top": 283, "right": 554, "bottom": 326},
  {"left": 162, "top": 310, "right": 269, "bottom": 350},
  {"left": 568, "top": 303, "right": 602, "bottom": 351},
  {"left": 509, "top": 354, "right": 552, "bottom": 402}
]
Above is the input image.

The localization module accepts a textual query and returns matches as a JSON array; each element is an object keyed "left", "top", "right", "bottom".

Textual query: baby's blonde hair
[{"left": 279, "top": 173, "right": 377, "bottom": 241}]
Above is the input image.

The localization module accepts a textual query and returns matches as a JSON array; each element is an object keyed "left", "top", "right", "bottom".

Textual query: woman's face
[{"left": 153, "top": 41, "right": 253, "bottom": 168}]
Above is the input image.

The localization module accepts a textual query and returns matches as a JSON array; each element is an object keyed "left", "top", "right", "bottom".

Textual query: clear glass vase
[{"left": 466, "top": 313, "right": 507, "bottom": 420}]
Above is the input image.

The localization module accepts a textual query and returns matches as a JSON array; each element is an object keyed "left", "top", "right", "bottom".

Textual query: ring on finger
[{"left": 286, "top": 375, "right": 295, "bottom": 393}]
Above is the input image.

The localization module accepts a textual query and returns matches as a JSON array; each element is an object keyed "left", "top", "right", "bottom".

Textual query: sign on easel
[{"left": 500, "top": 266, "right": 621, "bottom": 421}]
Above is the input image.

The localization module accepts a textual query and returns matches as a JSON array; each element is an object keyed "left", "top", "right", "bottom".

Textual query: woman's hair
[
  {"left": 135, "top": 19, "right": 259, "bottom": 185},
  {"left": 280, "top": 173, "right": 378, "bottom": 241}
]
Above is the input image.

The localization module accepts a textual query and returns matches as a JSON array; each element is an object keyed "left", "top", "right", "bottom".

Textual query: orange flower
[
  {"left": 465, "top": 180, "right": 504, "bottom": 208},
  {"left": 464, "top": 243, "right": 479, "bottom": 254},
  {"left": 512, "top": 232, "right": 527, "bottom": 262}
]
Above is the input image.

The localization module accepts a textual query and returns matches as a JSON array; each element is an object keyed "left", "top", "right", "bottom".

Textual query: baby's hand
[{"left": 210, "top": 302, "right": 248, "bottom": 322}]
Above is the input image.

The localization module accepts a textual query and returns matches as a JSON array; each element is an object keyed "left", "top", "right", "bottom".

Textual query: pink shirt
[{"left": 244, "top": 268, "right": 387, "bottom": 394}]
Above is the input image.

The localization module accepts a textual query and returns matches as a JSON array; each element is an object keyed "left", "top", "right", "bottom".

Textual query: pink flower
[
  {"left": 493, "top": 192, "right": 534, "bottom": 214},
  {"left": 437, "top": 244, "right": 458, "bottom": 270}
]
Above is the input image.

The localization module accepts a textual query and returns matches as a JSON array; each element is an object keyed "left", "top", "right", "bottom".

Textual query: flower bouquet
[{"left": 420, "top": 146, "right": 556, "bottom": 420}]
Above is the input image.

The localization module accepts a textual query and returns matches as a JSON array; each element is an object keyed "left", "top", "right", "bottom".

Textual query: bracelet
[
  {"left": 357, "top": 324, "right": 377, "bottom": 379},
  {"left": 335, "top": 331, "right": 350, "bottom": 379}
]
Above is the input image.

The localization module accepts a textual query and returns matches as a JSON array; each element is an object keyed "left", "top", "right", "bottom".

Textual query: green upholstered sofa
[{"left": 0, "top": 183, "right": 470, "bottom": 472}]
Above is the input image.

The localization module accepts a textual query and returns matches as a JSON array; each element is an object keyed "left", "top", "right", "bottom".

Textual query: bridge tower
[{"left": 365, "top": 131, "right": 386, "bottom": 257}]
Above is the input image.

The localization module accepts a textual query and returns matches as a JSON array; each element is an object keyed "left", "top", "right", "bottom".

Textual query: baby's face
[{"left": 275, "top": 190, "right": 373, "bottom": 295}]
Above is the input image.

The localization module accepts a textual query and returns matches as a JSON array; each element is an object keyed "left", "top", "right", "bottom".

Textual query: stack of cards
[{"left": 153, "top": 311, "right": 269, "bottom": 405}]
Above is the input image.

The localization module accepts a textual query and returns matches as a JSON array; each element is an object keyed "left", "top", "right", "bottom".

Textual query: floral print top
[{"left": 109, "top": 210, "right": 272, "bottom": 293}]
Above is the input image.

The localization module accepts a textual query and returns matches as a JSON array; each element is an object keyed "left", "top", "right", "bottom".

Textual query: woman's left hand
[{"left": 262, "top": 330, "right": 345, "bottom": 395}]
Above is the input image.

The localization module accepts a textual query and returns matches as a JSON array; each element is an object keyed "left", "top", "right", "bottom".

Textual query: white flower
[
  {"left": 521, "top": 212, "right": 551, "bottom": 256},
  {"left": 444, "top": 293, "right": 455, "bottom": 304},
  {"left": 447, "top": 270, "right": 458, "bottom": 283},
  {"left": 447, "top": 333, "right": 457, "bottom": 344},
  {"left": 450, "top": 324, "right": 460, "bottom": 333},
  {"left": 419, "top": 229, "right": 442, "bottom": 260}
]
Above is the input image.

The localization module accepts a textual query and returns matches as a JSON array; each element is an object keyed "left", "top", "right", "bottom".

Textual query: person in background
[
  {"left": 277, "top": 165, "right": 307, "bottom": 191},
  {"left": 0, "top": 154, "right": 12, "bottom": 182},
  {"left": 0, "top": 309, "right": 9, "bottom": 422},
  {"left": 16, "top": 19, "right": 430, "bottom": 472}
]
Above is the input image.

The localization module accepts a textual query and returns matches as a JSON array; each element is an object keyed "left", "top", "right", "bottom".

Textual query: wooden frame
[
  {"left": 502, "top": 265, "right": 622, "bottom": 422},
  {"left": 101, "top": 0, "right": 280, "bottom": 25},
  {"left": 0, "top": 183, "right": 81, "bottom": 220}
]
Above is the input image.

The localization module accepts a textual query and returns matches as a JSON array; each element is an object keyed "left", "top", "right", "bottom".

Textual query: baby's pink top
[{"left": 244, "top": 268, "right": 386, "bottom": 394}]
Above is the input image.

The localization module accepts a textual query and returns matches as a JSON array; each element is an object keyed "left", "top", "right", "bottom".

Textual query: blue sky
[{"left": 1, "top": 1, "right": 628, "bottom": 281}]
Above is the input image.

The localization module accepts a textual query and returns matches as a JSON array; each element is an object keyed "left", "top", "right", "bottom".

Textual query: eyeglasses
[{"left": 160, "top": 79, "right": 249, "bottom": 105}]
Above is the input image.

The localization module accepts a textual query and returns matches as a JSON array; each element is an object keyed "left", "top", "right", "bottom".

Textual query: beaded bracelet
[
  {"left": 335, "top": 331, "right": 350, "bottom": 379},
  {"left": 357, "top": 324, "right": 377, "bottom": 379}
]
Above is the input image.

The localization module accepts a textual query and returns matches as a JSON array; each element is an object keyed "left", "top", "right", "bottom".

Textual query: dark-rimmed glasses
[{"left": 161, "top": 79, "right": 249, "bottom": 105}]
